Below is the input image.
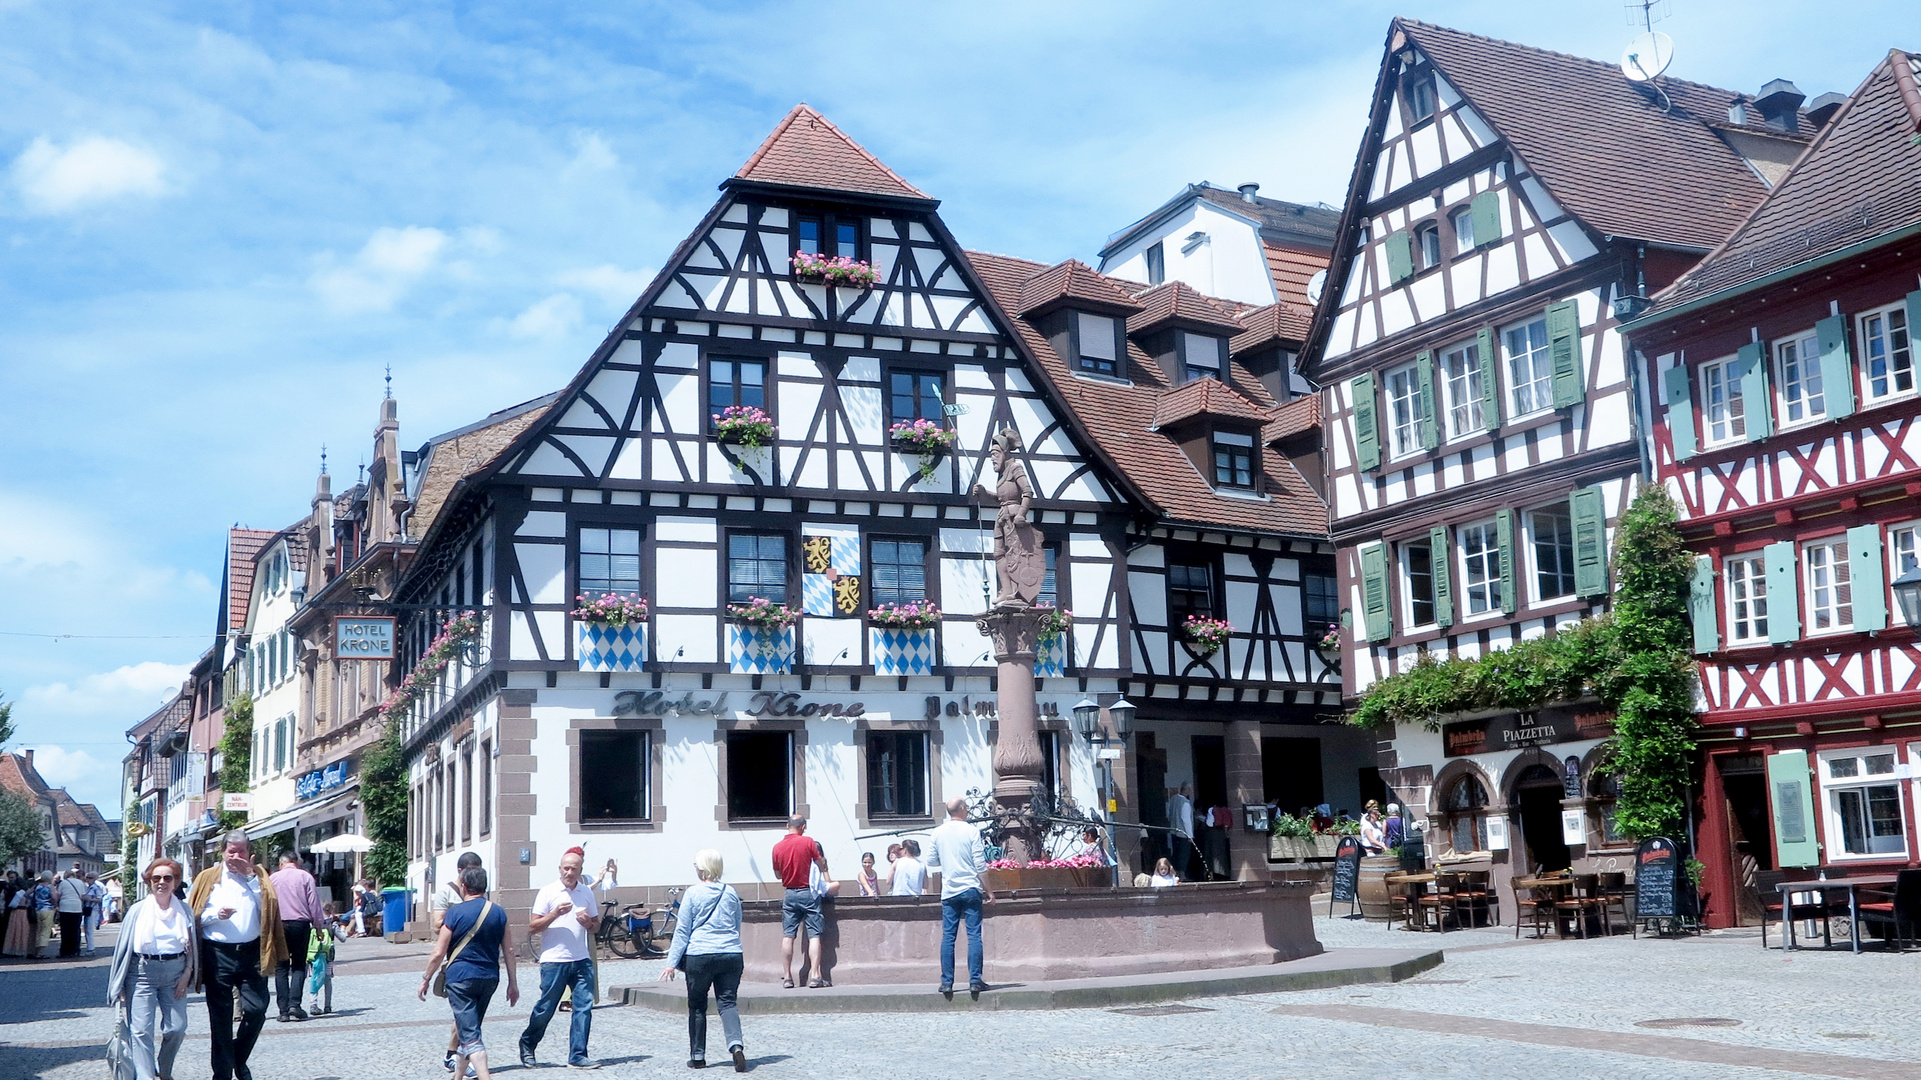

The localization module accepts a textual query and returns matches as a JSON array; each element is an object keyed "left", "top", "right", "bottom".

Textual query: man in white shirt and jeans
[
  {"left": 924, "top": 796, "right": 992, "bottom": 996},
  {"left": 519, "top": 847, "right": 600, "bottom": 1070}
]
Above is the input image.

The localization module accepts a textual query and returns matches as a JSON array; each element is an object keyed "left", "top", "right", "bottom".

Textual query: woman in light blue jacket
[
  {"left": 107, "top": 859, "right": 199, "bottom": 1080},
  {"left": 658, "top": 849, "right": 745, "bottom": 1071}
]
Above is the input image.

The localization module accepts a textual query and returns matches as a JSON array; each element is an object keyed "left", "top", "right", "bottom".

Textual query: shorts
[
  {"left": 445, "top": 977, "right": 498, "bottom": 1056},
  {"left": 780, "top": 888, "right": 823, "bottom": 938}
]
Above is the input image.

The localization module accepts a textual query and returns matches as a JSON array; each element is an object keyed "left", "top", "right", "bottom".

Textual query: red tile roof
[
  {"left": 225, "top": 528, "right": 277, "bottom": 633},
  {"left": 1151, "top": 377, "right": 1272, "bottom": 429},
  {"left": 1017, "top": 259, "right": 1144, "bottom": 316},
  {"left": 1261, "top": 241, "right": 1330, "bottom": 313},
  {"left": 1648, "top": 50, "right": 1921, "bottom": 315},
  {"left": 0, "top": 751, "right": 48, "bottom": 799},
  {"left": 966, "top": 250, "right": 1328, "bottom": 537},
  {"left": 1263, "top": 395, "right": 1322, "bottom": 444},
  {"left": 1127, "top": 280, "right": 1245, "bottom": 335},
  {"left": 1400, "top": 19, "right": 1775, "bottom": 250},
  {"left": 733, "top": 104, "right": 929, "bottom": 200},
  {"left": 1230, "top": 302, "right": 1312, "bottom": 355}
]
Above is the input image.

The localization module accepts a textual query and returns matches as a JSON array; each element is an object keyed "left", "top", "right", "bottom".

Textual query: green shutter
[
  {"left": 1764, "top": 540, "right": 1800, "bottom": 643},
  {"left": 1430, "top": 526, "right": 1454, "bottom": 628},
  {"left": 1849, "top": 523, "right": 1886, "bottom": 632},
  {"left": 1477, "top": 328, "right": 1500, "bottom": 431},
  {"left": 1496, "top": 509, "right": 1517, "bottom": 615},
  {"left": 1352, "top": 373, "right": 1381, "bottom": 471},
  {"left": 1766, "top": 750, "right": 1821, "bottom": 869},
  {"left": 1910, "top": 291, "right": 1921, "bottom": 353},
  {"left": 1361, "top": 544, "right": 1392, "bottom": 643},
  {"left": 1737, "top": 341, "right": 1772, "bottom": 441},
  {"left": 1816, "top": 314, "right": 1855, "bottom": 420},
  {"left": 1416, "top": 351, "right": 1439, "bottom": 451},
  {"left": 1689, "top": 555, "right": 1719, "bottom": 654},
  {"left": 1664, "top": 363, "right": 1697, "bottom": 461},
  {"left": 1470, "top": 190, "right": 1501, "bottom": 248},
  {"left": 1385, "top": 230, "right": 1414, "bottom": 284},
  {"left": 1548, "top": 300, "right": 1582, "bottom": 408},
  {"left": 1571, "top": 487, "right": 1609, "bottom": 598}
]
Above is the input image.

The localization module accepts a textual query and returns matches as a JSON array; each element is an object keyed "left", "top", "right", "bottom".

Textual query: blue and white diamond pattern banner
[
  {"left": 1035, "top": 634, "right": 1067, "bottom": 678},
  {"left": 577, "top": 622, "right": 647, "bottom": 673},
  {"left": 729, "top": 624, "right": 796, "bottom": 674},
  {"left": 870, "top": 627, "right": 936, "bottom": 676}
]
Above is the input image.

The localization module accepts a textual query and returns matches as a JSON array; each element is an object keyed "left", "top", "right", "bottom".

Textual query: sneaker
[
  {"left": 290, "top": 1007, "right": 309, "bottom": 1021},
  {"left": 569, "top": 1061, "right": 601, "bottom": 1070},
  {"left": 444, "top": 1052, "right": 458, "bottom": 1073},
  {"left": 519, "top": 1046, "right": 537, "bottom": 1069},
  {"left": 466, "top": 1064, "right": 478, "bottom": 1079},
  {"left": 731, "top": 1046, "right": 747, "bottom": 1072},
  {"left": 937, "top": 982, "right": 953, "bottom": 994},
  {"left": 688, "top": 1059, "right": 706, "bottom": 1069},
  {"left": 969, "top": 981, "right": 990, "bottom": 994}
]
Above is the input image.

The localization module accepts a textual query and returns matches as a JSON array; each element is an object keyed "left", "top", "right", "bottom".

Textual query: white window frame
[
  {"left": 1772, "top": 329, "right": 1825, "bottom": 427},
  {"left": 1725, "top": 555, "right": 1769, "bottom": 644},
  {"left": 1527, "top": 505, "right": 1576, "bottom": 603},
  {"left": 1440, "top": 339, "right": 1482, "bottom": 439},
  {"left": 1458, "top": 519, "right": 1501, "bottom": 618},
  {"left": 1416, "top": 223, "right": 1442, "bottom": 270},
  {"left": 1803, "top": 538, "right": 1853, "bottom": 634},
  {"left": 1861, "top": 302, "right": 1915, "bottom": 404},
  {"left": 1384, "top": 361, "right": 1424, "bottom": 460},
  {"left": 1890, "top": 521, "right": 1921, "bottom": 581},
  {"left": 1698, "top": 355, "right": 1747, "bottom": 447},
  {"left": 1817, "top": 747, "right": 1908, "bottom": 861},
  {"left": 1401, "top": 539, "right": 1437, "bottom": 630},
  {"left": 1502, "top": 316, "right": 1553, "bottom": 419},
  {"left": 1450, "top": 206, "right": 1475, "bottom": 253}
]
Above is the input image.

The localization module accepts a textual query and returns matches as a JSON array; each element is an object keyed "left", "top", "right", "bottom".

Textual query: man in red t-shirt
[{"left": 770, "top": 816, "right": 830, "bottom": 987}]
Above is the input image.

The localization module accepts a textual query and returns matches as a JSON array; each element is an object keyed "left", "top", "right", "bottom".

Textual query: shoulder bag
[
  {"left": 430, "top": 900, "right": 493, "bottom": 998},
  {"left": 673, "top": 886, "right": 732, "bottom": 971}
]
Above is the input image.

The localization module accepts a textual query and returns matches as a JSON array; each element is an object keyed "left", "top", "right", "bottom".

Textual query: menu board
[
  {"left": 1635, "top": 837, "right": 1679, "bottom": 919},
  {"left": 1331, "top": 836, "right": 1363, "bottom": 904}
]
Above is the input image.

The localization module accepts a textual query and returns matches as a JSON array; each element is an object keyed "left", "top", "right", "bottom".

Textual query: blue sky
[{"left": 0, "top": 0, "right": 1904, "bottom": 812}]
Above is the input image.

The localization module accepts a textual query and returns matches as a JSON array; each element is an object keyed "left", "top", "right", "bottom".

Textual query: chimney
[
  {"left": 1753, "top": 79, "right": 1806, "bottom": 132},
  {"left": 1806, "top": 91, "right": 1847, "bottom": 128},
  {"left": 1237, "top": 183, "right": 1261, "bottom": 203},
  {"left": 23, "top": 749, "right": 32, "bottom": 770}
]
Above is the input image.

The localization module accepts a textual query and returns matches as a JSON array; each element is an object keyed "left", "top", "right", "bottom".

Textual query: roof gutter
[{"left": 1622, "top": 218, "right": 1921, "bottom": 331}]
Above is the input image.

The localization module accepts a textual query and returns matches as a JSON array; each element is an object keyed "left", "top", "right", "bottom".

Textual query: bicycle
[{"left": 597, "top": 889, "right": 679, "bottom": 958}]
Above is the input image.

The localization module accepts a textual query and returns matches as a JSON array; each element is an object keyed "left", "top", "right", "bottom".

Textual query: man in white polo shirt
[{"left": 518, "top": 847, "right": 599, "bottom": 1070}]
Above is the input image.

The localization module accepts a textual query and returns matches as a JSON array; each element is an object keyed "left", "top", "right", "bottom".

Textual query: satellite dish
[
  {"left": 1621, "top": 31, "right": 1674, "bottom": 83},
  {"left": 1306, "top": 269, "right": 1328, "bottom": 305}
]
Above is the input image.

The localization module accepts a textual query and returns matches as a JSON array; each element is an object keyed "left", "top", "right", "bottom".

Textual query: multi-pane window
[
  {"left": 797, "top": 216, "right": 858, "bottom": 259},
  {"left": 1168, "top": 562, "right": 1215, "bottom": 622},
  {"left": 1212, "top": 431, "right": 1254, "bottom": 488},
  {"left": 1405, "top": 74, "right": 1436, "bottom": 123},
  {"left": 1444, "top": 776, "right": 1488, "bottom": 855},
  {"left": 1725, "top": 556, "right": 1769, "bottom": 643},
  {"left": 1450, "top": 206, "right": 1475, "bottom": 252},
  {"left": 1862, "top": 304, "right": 1914, "bottom": 401},
  {"left": 579, "top": 528, "right": 642, "bottom": 597},
  {"left": 1805, "top": 539, "right": 1852, "bottom": 633},
  {"left": 1039, "top": 545, "right": 1059, "bottom": 608},
  {"left": 1441, "top": 340, "right": 1482, "bottom": 438},
  {"left": 1183, "top": 332, "right": 1222, "bottom": 382},
  {"left": 1699, "top": 356, "right": 1747, "bottom": 445},
  {"left": 889, "top": 369, "right": 945, "bottom": 425},
  {"left": 866, "top": 731, "right": 929, "bottom": 817},
  {"left": 1774, "top": 331, "right": 1825, "bottom": 425},
  {"left": 727, "top": 533, "right": 788, "bottom": 605},
  {"left": 1305, "top": 571, "right": 1339, "bottom": 626},
  {"left": 1530, "top": 507, "right": 1575, "bottom": 601},
  {"left": 1459, "top": 520, "right": 1501, "bottom": 616},
  {"left": 1076, "top": 312, "right": 1119, "bottom": 376},
  {"left": 1892, "top": 525, "right": 1921, "bottom": 580},
  {"left": 1821, "top": 750, "right": 1905, "bottom": 857},
  {"left": 580, "top": 730, "right": 651, "bottom": 822},
  {"left": 1403, "top": 541, "right": 1435, "bottom": 627},
  {"left": 1385, "top": 362, "right": 1424, "bottom": 458},
  {"left": 1416, "top": 224, "right": 1442, "bottom": 270},
  {"left": 1503, "top": 317, "right": 1553, "bottom": 417},
  {"left": 1145, "top": 242, "right": 1165, "bottom": 286},
  {"left": 726, "top": 731, "right": 792, "bottom": 821},
  {"left": 869, "top": 539, "right": 927, "bottom": 606},
  {"left": 708, "top": 357, "right": 767, "bottom": 416}
]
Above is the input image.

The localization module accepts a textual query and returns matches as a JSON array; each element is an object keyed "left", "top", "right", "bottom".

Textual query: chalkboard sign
[
  {"left": 1330, "top": 836, "right": 1363, "bottom": 914},
  {"left": 1635, "top": 837, "right": 1679, "bottom": 919}
]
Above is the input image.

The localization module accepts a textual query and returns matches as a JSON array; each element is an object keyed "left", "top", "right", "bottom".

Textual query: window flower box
[
  {"left": 869, "top": 626, "right": 937, "bottom": 676},
  {"left": 728, "top": 623, "right": 795, "bottom": 675},
  {"left": 577, "top": 622, "right": 647, "bottom": 673},
  {"left": 792, "top": 251, "right": 878, "bottom": 289},
  {"left": 1183, "top": 615, "right": 1232, "bottom": 658},
  {"left": 888, "top": 420, "right": 958, "bottom": 482},
  {"left": 712, "top": 405, "right": 776, "bottom": 448}
]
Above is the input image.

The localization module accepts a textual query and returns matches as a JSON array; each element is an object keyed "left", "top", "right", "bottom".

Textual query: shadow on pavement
[
  {"left": 0, "top": 957, "right": 110, "bottom": 1025},
  {"left": 11, "top": 1044, "right": 108, "bottom": 1080}
]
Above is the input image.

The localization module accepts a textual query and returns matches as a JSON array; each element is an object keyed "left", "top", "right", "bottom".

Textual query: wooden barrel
[{"left": 1358, "top": 855, "right": 1401, "bottom": 921}]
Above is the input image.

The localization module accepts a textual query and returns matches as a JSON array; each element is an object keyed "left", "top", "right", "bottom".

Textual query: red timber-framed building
[{"left": 1624, "top": 49, "right": 1921, "bottom": 928}]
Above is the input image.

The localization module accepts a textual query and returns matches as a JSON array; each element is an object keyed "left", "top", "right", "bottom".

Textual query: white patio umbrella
[{"left": 307, "top": 833, "right": 376, "bottom": 854}]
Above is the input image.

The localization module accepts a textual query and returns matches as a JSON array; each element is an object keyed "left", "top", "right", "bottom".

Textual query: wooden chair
[
  {"left": 1417, "top": 874, "right": 1459, "bottom": 932},
  {"left": 1386, "top": 873, "right": 1422, "bottom": 931},
  {"left": 1595, "top": 872, "right": 1631, "bottom": 936},
  {"left": 1512, "top": 879, "right": 1556, "bottom": 939},
  {"left": 1447, "top": 871, "right": 1493, "bottom": 928},
  {"left": 1856, "top": 870, "right": 1921, "bottom": 951},
  {"left": 1553, "top": 874, "right": 1603, "bottom": 939}
]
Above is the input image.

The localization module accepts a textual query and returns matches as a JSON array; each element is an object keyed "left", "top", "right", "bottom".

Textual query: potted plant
[
  {"left": 791, "top": 251, "right": 879, "bottom": 289},
  {"left": 712, "top": 405, "right": 776, "bottom": 448},
  {"left": 868, "top": 600, "right": 940, "bottom": 676},
  {"left": 1035, "top": 605, "right": 1071, "bottom": 677},
  {"left": 573, "top": 593, "right": 649, "bottom": 673},
  {"left": 1266, "top": 812, "right": 1315, "bottom": 861},
  {"left": 1183, "top": 615, "right": 1232, "bottom": 659},
  {"left": 1314, "top": 623, "right": 1343, "bottom": 668},
  {"left": 725, "top": 597, "right": 800, "bottom": 674},
  {"left": 889, "top": 419, "right": 958, "bottom": 482}
]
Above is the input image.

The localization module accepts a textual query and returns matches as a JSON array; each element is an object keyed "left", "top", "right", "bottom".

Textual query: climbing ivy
[
  {"left": 217, "top": 693, "right": 254, "bottom": 832},
  {"left": 360, "top": 722, "right": 409, "bottom": 889}
]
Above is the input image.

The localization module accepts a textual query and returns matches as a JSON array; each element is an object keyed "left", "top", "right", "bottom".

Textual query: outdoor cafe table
[
  {"left": 1778, "top": 874, "right": 1899, "bottom": 954},
  {"left": 1385, "top": 871, "right": 1437, "bottom": 930}
]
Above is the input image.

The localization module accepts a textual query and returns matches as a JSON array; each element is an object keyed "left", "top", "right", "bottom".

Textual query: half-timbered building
[
  {"left": 1623, "top": 49, "right": 1921, "bottom": 927},
  {"left": 1301, "top": 20, "right": 1808, "bottom": 894}
]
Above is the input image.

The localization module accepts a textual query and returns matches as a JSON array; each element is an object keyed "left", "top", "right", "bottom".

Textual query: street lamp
[
  {"left": 1072, "top": 696, "right": 1135, "bottom": 886},
  {"left": 1071, "top": 697, "right": 1100, "bottom": 740},
  {"left": 1895, "top": 566, "right": 1921, "bottom": 629},
  {"left": 1108, "top": 697, "right": 1135, "bottom": 739}
]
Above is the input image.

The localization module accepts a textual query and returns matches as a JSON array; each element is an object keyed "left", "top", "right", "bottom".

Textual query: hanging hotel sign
[
  {"left": 1442, "top": 706, "right": 1615, "bottom": 757},
  {"left": 334, "top": 616, "right": 396, "bottom": 659},
  {"left": 294, "top": 759, "right": 353, "bottom": 801}
]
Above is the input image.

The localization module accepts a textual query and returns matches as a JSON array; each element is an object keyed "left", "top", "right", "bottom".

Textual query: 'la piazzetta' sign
[{"left": 335, "top": 616, "right": 396, "bottom": 659}]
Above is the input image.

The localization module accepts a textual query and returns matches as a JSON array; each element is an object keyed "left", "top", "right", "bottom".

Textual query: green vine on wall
[
  {"left": 1349, "top": 487, "right": 1698, "bottom": 840},
  {"left": 359, "top": 719, "right": 408, "bottom": 889},
  {"left": 218, "top": 693, "right": 254, "bottom": 832}
]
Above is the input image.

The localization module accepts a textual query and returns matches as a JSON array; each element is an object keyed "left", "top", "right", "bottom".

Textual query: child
[{"left": 307, "top": 904, "right": 346, "bottom": 1014}]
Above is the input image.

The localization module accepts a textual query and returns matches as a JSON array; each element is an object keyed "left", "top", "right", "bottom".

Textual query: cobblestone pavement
[{"left": 6, "top": 915, "right": 1918, "bottom": 1079}]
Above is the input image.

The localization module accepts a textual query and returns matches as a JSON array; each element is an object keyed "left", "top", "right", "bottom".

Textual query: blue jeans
[
  {"left": 446, "top": 977, "right": 498, "bottom": 1057},
  {"left": 939, "top": 888, "right": 983, "bottom": 987},
  {"left": 520, "top": 959, "right": 594, "bottom": 1064}
]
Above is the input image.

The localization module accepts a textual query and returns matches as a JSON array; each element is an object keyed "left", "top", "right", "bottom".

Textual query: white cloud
[
  {"left": 18, "top": 744, "right": 105, "bottom": 791},
  {"left": 507, "top": 292, "right": 583, "bottom": 339},
  {"left": 11, "top": 135, "right": 166, "bottom": 214},
  {"left": 557, "top": 264, "right": 652, "bottom": 308},
  {"left": 309, "top": 225, "right": 449, "bottom": 313},
  {"left": 21, "top": 660, "right": 193, "bottom": 719}
]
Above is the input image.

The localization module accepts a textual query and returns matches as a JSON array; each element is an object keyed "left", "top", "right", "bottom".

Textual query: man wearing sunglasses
[{"left": 188, "top": 833, "right": 286, "bottom": 1080}]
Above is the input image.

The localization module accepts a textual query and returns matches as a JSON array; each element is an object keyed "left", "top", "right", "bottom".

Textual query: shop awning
[{"left": 241, "top": 787, "right": 358, "bottom": 845}]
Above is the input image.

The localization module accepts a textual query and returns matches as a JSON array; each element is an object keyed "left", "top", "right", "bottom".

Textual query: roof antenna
[{"left": 1620, "top": 0, "right": 1675, "bottom": 113}]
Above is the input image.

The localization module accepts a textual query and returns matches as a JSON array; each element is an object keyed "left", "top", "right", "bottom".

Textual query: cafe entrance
[
  {"left": 1718, "top": 754, "right": 1772, "bottom": 926},
  {"left": 1514, "top": 764, "right": 1570, "bottom": 874}
]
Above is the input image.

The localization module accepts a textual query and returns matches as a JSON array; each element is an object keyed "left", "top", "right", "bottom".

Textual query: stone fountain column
[{"left": 976, "top": 603, "right": 1048, "bottom": 863}]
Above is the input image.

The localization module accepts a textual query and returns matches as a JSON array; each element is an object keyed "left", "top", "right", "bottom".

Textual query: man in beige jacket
[{"left": 188, "top": 833, "right": 285, "bottom": 1080}]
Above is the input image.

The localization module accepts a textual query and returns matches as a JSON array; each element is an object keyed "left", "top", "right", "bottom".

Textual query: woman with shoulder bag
[
  {"left": 107, "top": 859, "right": 199, "bottom": 1080},
  {"left": 418, "top": 866, "right": 519, "bottom": 1080},
  {"left": 658, "top": 849, "right": 747, "bottom": 1071}
]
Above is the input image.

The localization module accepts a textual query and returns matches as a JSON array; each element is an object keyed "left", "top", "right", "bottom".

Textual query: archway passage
[{"left": 1514, "top": 764, "right": 1569, "bottom": 873}]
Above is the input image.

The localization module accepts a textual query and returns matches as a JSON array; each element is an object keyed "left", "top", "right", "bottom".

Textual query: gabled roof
[
  {"left": 1262, "top": 240, "right": 1332, "bottom": 313},
  {"left": 1263, "top": 394, "right": 1321, "bottom": 444},
  {"left": 408, "top": 394, "right": 558, "bottom": 538},
  {"left": 1127, "top": 280, "right": 1245, "bottom": 335},
  {"left": 0, "top": 751, "right": 49, "bottom": 800},
  {"left": 731, "top": 104, "right": 930, "bottom": 201},
  {"left": 1151, "top": 377, "right": 1271, "bottom": 429},
  {"left": 224, "top": 528, "right": 277, "bottom": 633},
  {"left": 1017, "top": 259, "right": 1144, "bottom": 317},
  {"left": 1642, "top": 49, "right": 1921, "bottom": 319},
  {"left": 1230, "top": 302, "right": 1312, "bottom": 355},
  {"left": 1399, "top": 19, "right": 1775, "bottom": 251}
]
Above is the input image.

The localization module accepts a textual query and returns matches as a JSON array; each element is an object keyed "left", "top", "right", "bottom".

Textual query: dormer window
[
  {"left": 1180, "top": 332, "right": 1224, "bottom": 383},
  {"left": 797, "top": 214, "right": 859, "bottom": 259},
  {"left": 1416, "top": 223, "right": 1442, "bottom": 270},
  {"left": 1145, "top": 242, "right": 1165, "bottom": 286},
  {"left": 1212, "top": 430, "right": 1255, "bottom": 489},
  {"left": 1405, "top": 72, "right": 1437, "bottom": 124},
  {"left": 1073, "top": 312, "right": 1121, "bottom": 377}
]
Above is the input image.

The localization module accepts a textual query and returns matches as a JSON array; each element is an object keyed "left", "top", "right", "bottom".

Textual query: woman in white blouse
[{"left": 107, "top": 859, "right": 200, "bottom": 1080}]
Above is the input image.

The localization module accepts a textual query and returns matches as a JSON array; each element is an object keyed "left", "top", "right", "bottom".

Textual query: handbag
[
  {"left": 429, "top": 900, "right": 493, "bottom": 998},
  {"left": 106, "top": 1001, "right": 136, "bottom": 1080},
  {"left": 673, "top": 887, "right": 730, "bottom": 971}
]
